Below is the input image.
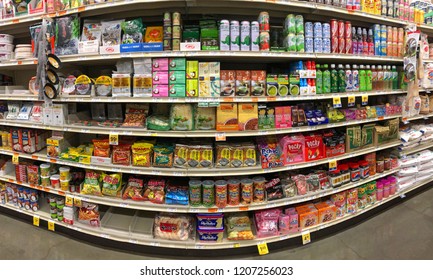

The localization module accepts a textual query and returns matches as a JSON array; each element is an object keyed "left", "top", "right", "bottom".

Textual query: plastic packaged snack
[
  {"left": 153, "top": 144, "right": 174, "bottom": 167},
  {"left": 194, "top": 106, "right": 216, "bottom": 130},
  {"left": 101, "top": 173, "right": 122, "bottom": 197},
  {"left": 170, "top": 104, "right": 193, "bottom": 130},
  {"left": 153, "top": 213, "right": 193, "bottom": 241},
  {"left": 27, "top": 165, "right": 40, "bottom": 186},
  {"left": 81, "top": 171, "right": 102, "bottom": 196},
  {"left": 81, "top": 20, "right": 102, "bottom": 41},
  {"left": 131, "top": 142, "right": 153, "bottom": 167},
  {"left": 226, "top": 213, "right": 255, "bottom": 240},
  {"left": 121, "top": 18, "right": 144, "bottom": 44},
  {"left": 165, "top": 185, "right": 189, "bottom": 205},
  {"left": 122, "top": 177, "right": 145, "bottom": 200},
  {"left": 145, "top": 26, "right": 163, "bottom": 42},
  {"left": 78, "top": 202, "right": 100, "bottom": 227},
  {"left": 112, "top": 144, "right": 131, "bottom": 165},
  {"left": 92, "top": 139, "right": 110, "bottom": 157},
  {"left": 95, "top": 76, "right": 112, "bottom": 96},
  {"left": 144, "top": 179, "right": 165, "bottom": 204},
  {"left": 55, "top": 15, "right": 80, "bottom": 55},
  {"left": 101, "top": 20, "right": 124, "bottom": 46},
  {"left": 147, "top": 115, "right": 170, "bottom": 131}
]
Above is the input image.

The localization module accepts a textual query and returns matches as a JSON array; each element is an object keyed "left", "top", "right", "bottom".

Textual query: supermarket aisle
[{"left": 1, "top": 187, "right": 433, "bottom": 260}]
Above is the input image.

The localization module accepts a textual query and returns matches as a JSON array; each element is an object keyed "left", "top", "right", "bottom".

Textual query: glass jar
[
  {"left": 349, "top": 163, "right": 361, "bottom": 182},
  {"left": 328, "top": 169, "right": 342, "bottom": 188},
  {"left": 339, "top": 164, "right": 351, "bottom": 184},
  {"left": 359, "top": 160, "right": 370, "bottom": 179},
  {"left": 388, "top": 177, "right": 397, "bottom": 195},
  {"left": 376, "top": 157, "right": 384, "bottom": 173}
]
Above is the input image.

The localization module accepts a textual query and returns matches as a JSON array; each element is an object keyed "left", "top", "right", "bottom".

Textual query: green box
[
  {"left": 186, "top": 79, "right": 198, "bottom": 97},
  {"left": 278, "top": 74, "right": 289, "bottom": 96},
  {"left": 169, "top": 71, "right": 186, "bottom": 85},
  {"left": 169, "top": 58, "right": 186, "bottom": 71},
  {"left": 187, "top": 61, "right": 199, "bottom": 79},
  {"left": 266, "top": 74, "right": 278, "bottom": 97},
  {"left": 169, "top": 84, "right": 186, "bottom": 98}
]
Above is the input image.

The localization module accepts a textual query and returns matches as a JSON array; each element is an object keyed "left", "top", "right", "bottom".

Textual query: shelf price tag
[
  {"left": 302, "top": 230, "right": 311, "bottom": 245},
  {"left": 12, "top": 153, "right": 19, "bottom": 165},
  {"left": 74, "top": 197, "right": 82, "bottom": 207},
  {"left": 361, "top": 95, "right": 368, "bottom": 105},
  {"left": 257, "top": 243, "right": 269, "bottom": 255},
  {"left": 348, "top": 95, "right": 355, "bottom": 107},
  {"left": 332, "top": 97, "right": 342, "bottom": 108},
  {"left": 48, "top": 221, "right": 55, "bottom": 231},
  {"left": 33, "top": 216, "right": 40, "bottom": 227},
  {"left": 65, "top": 195, "right": 74, "bottom": 207},
  {"left": 233, "top": 243, "right": 240, "bottom": 248},
  {"left": 328, "top": 160, "right": 337, "bottom": 171},
  {"left": 215, "top": 132, "right": 226, "bottom": 141},
  {"left": 109, "top": 133, "right": 119, "bottom": 146}
]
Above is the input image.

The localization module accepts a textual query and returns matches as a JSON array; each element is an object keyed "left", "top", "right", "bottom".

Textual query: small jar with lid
[
  {"left": 390, "top": 155, "right": 399, "bottom": 170},
  {"left": 328, "top": 169, "right": 343, "bottom": 188},
  {"left": 339, "top": 164, "right": 351, "bottom": 184},
  {"left": 382, "top": 179, "right": 390, "bottom": 198},
  {"left": 376, "top": 156, "right": 384, "bottom": 173},
  {"left": 359, "top": 160, "right": 370, "bottom": 179},
  {"left": 384, "top": 156, "right": 392, "bottom": 171},
  {"left": 376, "top": 181, "right": 383, "bottom": 201},
  {"left": 388, "top": 177, "right": 397, "bottom": 195},
  {"left": 349, "top": 163, "right": 361, "bottom": 182}
]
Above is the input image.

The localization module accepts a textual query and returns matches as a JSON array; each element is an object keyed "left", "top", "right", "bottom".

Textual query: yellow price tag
[
  {"left": 361, "top": 95, "right": 368, "bottom": 105},
  {"left": 348, "top": 95, "right": 355, "bottom": 106},
  {"left": 48, "top": 221, "right": 55, "bottom": 231},
  {"left": 329, "top": 160, "right": 337, "bottom": 171},
  {"left": 33, "top": 216, "right": 40, "bottom": 227},
  {"left": 65, "top": 195, "right": 74, "bottom": 207},
  {"left": 215, "top": 132, "right": 226, "bottom": 141},
  {"left": 302, "top": 230, "right": 311, "bottom": 245},
  {"left": 233, "top": 243, "right": 240, "bottom": 248},
  {"left": 257, "top": 243, "right": 269, "bottom": 255},
  {"left": 332, "top": 97, "right": 342, "bottom": 108},
  {"left": 12, "top": 153, "right": 19, "bottom": 165},
  {"left": 74, "top": 197, "right": 82, "bottom": 207},
  {"left": 109, "top": 133, "right": 119, "bottom": 145}
]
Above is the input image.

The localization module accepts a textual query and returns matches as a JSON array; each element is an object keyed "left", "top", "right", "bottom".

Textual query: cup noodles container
[
  {"left": 235, "top": 70, "right": 251, "bottom": 96},
  {"left": 152, "top": 58, "right": 169, "bottom": 71},
  {"left": 250, "top": 70, "right": 266, "bottom": 96},
  {"left": 220, "top": 70, "right": 236, "bottom": 97},
  {"left": 279, "top": 134, "right": 305, "bottom": 165},
  {"left": 304, "top": 133, "right": 325, "bottom": 162}
]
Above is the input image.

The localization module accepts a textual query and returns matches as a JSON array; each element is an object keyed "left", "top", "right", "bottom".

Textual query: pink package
[
  {"left": 255, "top": 209, "right": 281, "bottom": 238},
  {"left": 152, "top": 58, "right": 169, "bottom": 71},
  {"left": 292, "top": 174, "right": 307, "bottom": 195},
  {"left": 275, "top": 106, "right": 292, "bottom": 129},
  {"left": 152, "top": 71, "right": 169, "bottom": 85},
  {"left": 152, "top": 85, "right": 169, "bottom": 97},
  {"left": 279, "top": 134, "right": 305, "bottom": 165},
  {"left": 281, "top": 207, "right": 298, "bottom": 233},
  {"left": 258, "top": 137, "right": 284, "bottom": 169}
]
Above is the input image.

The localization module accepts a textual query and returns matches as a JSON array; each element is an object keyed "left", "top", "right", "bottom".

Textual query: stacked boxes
[
  {"left": 133, "top": 58, "right": 152, "bottom": 97},
  {"left": 168, "top": 58, "right": 186, "bottom": 98},
  {"left": 199, "top": 62, "right": 220, "bottom": 97},
  {"left": 152, "top": 58, "right": 169, "bottom": 98},
  {"left": 186, "top": 61, "right": 199, "bottom": 97}
]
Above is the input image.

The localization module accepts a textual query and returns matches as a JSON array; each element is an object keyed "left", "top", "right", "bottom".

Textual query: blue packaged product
[
  {"left": 18, "top": 198, "right": 24, "bottom": 209},
  {"left": 322, "top": 23, "right": 331, "bottom": 38},
  {"left": 165, "top": 186, "right": 189, "bottom": 205},
  {"left": 314, "top": 37, "right": 323, "bottom": 53},
  {"left": 374, "top": 39, "right": 381, "bottom": 56},
  {"left": 380, "top": 40, "right": 387, "bottom": 56},
  {"left": 305, "top": 37, "right": 314, "bottom": 53},
  {"left": 373, "top": 24, "right": 381, "bottom": 40},
  {"left": 30, "top": 201, "right": 39, "bottom": 212},
  {"left": 313, "top": 22, "right": 322, "bottom": 38},
  {"left": 197, "top": 213, "right": 224, "bottom": 229},
  {"left": 304, "top": 22, "right": 313, "bottom": 37},
  {"left": 197, "top": 228, "right": 224, "bottom": 242},
  {"left": 322, "top": 38, "right": 331, "bottom": 53},
  {"left": 380, "top": 25, "right": 387, "bottom": 40}
]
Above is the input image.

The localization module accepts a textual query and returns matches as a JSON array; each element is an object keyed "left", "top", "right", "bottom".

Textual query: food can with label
[{"left": 258, "top": 11, "right": 270, "bottom": 32}]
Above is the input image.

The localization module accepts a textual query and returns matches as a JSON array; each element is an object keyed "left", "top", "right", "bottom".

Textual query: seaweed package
[
  {"left": 346, "top": 126, "right": 362, "bottom": 152},
  {"left": 386, "top": 118, "right": 399, "bottom": 140},
  {"left": 101, "top": 173, "right": 123, "bottom": 197},
  {"left": 81, "top": 20, "right": 102, "bottom": 41},
  {"left": 55, "top": 15, "right": 80, "bottom": 56},
  {"left": 242, "top": 143, "right": 256, "bottom": 167},
  {"left": 215, "top": 144, "right": 231, "bottom": 168},
  {"left": 187, "top": 145, "right": 201, "bottom": 168},
  {"left": 174, "top": 144, "right": 188, "bottom": 168},
  {"left": 170, "top": 104, "right": 193, "bottom": 131},
  {"left": 121, "top": 18, "right": 145, "bottom": 44},
  {"left": 101, "top": 19, "right": 124, "bottom": 46},
  {"left": 361, "top": 124, "right": 375, "bottom": 149},
  {"left": 200, "top": 145, "right": 213, "bottom": 168}
]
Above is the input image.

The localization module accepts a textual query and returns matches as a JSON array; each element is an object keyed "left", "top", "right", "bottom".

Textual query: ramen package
[
  {"left": 81, "top": 171, "right": 102, "bottom": 196},
  {"left": 144, "top": 26, "right": 163, "bottom": 42},
  {"left": 101, "top": 20, "right": 124, "bottom": 46},
  {"left": 101, "top": 173, "right": 122, "bottom": 197},
  {"left": 122, "top": 177, "right": 145, "bottom": 200},
  {"left": 112, "top": 144, "right": 131, "bottom": 165},
  {"left": 78, "top": 202, "right": 100, "bottom": 227},
  {"left": 27, "top": 165, "right": 40, "bottom": 185},
  {"left": 131, "top": 142, "right": 153, "bottom": 167},
  {"left": 92, "top": 139, "right": 110, "bottom": 157}
]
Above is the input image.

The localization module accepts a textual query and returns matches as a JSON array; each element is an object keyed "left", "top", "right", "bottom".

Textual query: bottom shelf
[{"left": 1, "top": 176, "right": 431, "bottom": 252}]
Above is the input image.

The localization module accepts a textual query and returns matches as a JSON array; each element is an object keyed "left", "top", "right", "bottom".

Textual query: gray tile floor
[{"left": 1, "top": 187, "right": 433, "bottom": 260}]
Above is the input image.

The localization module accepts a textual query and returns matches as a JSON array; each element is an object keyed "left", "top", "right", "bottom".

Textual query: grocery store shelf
[
  {"left": 404, "top": 113, "right": 433, "bottom": 122},
  {"left": 399, "top": 141, "right": 433, "bottom": 157},
  {"left": 0, "top": 140, "right": 400, "bottom": 177},
  {"left": 0, "top": 168, "right": 399, "bottom": 214},
  {"left": 0, "top": 95, "right": 39, "bottom": 101},
  {"left": 0, "top": 114, "right": 402, "bottom": 138},
  {"left": 1, "top": 173, "right": 430, "bottom": 250}
]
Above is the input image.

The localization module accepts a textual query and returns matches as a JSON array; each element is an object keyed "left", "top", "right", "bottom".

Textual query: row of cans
[
  {"left": 163, "top": 12, "right": 181, "bottom": 26},
  {"left": 163, "top": 25, "right": 181, "bottom": 40},
  {"left": 304, "top": 22, "right": 331, "bottom": 38},
  {"left": 283, "top": 14, "right": 305, "bottom": 35},
  {"left": 330, "top": 19, "right": 352, "bottom": 38},
  {"left": 220, "top": 20, "right": 261, "bottom": 51},
  {"left": 163, "top": 39, "right": 181, "bottom": 51},
  {"left": 373, "top": 25, "right": 404, "bottom": 43}
]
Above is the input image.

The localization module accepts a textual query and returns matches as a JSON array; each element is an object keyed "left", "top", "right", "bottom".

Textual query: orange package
[
  {"left": 314, "top": 201, "right": 337, "bottom": 224},
  {"left": 92, "top": 139, "right": 110, "bottom": 157},
  {"left": 296, "top": 203, "right": 318, "bottom": 230}
]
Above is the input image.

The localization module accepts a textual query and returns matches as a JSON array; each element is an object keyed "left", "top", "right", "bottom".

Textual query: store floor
[{"left": 1, "top": 187, "right": 433, "bottom": 260}]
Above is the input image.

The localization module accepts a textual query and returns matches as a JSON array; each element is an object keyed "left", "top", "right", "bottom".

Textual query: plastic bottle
[
  {"left": 357, "top": 27, "right": 363, "bottom": 55},
  {"left": 352, "top": 27, "right": 358, "bottom": 54},
  {"left": 316, "top": 64, "right": 323, "bottom": 94},
  {"left": 359, "top": 65, "right": 367, "bottom": 92},
  {"left": 377, "top": 65, "right": 384, "bottom": 90},
  {"left": 362, "top": 28, "right": 368, "bottom": 55},
  {"left": 338, "top": 64, "right": 346, "bottom": 92},
  {"left": 391, "top": 65, "right": 398, "bottom": 90},
  {"left": 383, "top": 65, "right": 389, "bottom": 90},
  {"left": 345, "top": 64, "right": 353, "bottom": 92},
  {"left": 371, "top": 65, "right": 377, "bottom": 90},
  {"left": 366, "top": 65, "right": 373, "bottom": 91},
  {"left": 323, "top": 64, "right": 331, "bottom": 94},
  {"left": 352, "top": 64, "right": 359, "bottom": 92},
  {"left": 330, "top": 64, "right": 338, "bottom": 93},
  {"left": 367, "top": 28, "right": 374, "bottom": 55},
  {"left": 387, "top": 65, "right": 393, "bottom": 90}
]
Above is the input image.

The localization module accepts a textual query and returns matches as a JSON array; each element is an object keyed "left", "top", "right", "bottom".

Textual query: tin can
[
  {"left": 251, "top": 21, "right": 260, "bottom": 51},
  {"left": 163, "top": 25, "right": 172, "bottom": 39},
  {"left": 241, "top": 21, "right": 251, "bottom": 51},
  {"left": 163, "top": 12, "right": 171, "bottom": 25},
  {"left": 314, "top": 37, "right": 323, "bottom": 53},
  {"left": 202, "top": 180, "right": 215, "bottom": 207},
  {"left": 397, "top": 42, "right": 404, "bottom": 57},
  {"left": 313, "top": 22, "right": 322, "bottom": 38},
  {"left": 373, "top": 24, "right": 381, "bottom": 40},
  {"left": 296, "top": 34, "right": 305, "bottom": 52},
  {"left": 286, "top": 33, "right": 296, "bottom": 51},
  {"left": 172, "top": 39, "right": 180, "bottom": 51},
  {"left": 172, "top": 12, "right": 181, "bottom": 26},
  {"left": 331, "top": 36, "right": 339, "bottom": 53},
  {"left": 322, "top": 23, "right": 331, "bottom": 38},
  {"left": 387, "top": 42, "right": 393, "bottom": 57},
  {"left": 380, "top": 40, "right": 387, "bottom": 56},
  {"left": 295, "top": 15, "right": 304, "bottom": 34},
  {"left": 338, "top": 37, "right": 345, "bottom": 53},
  {"left": 380, "top": 25, "right": 387, "bottom": 40},
  {"left": 305, "top": 36, "right": 314, "bottom": 52},
  {"left": 230, "top": 20, "right": 240, "bottom": 51},
  {"left": 172, "top": 25, "right": 181, "bottom": 39},
  {"left": 322, "top": 37, "right": 331, "bottom": 53},
  {"left": 392, "top": 27, "right": 398, "bottom": 43},
  {"left": 252, "top": 177, "right": 266, "bottom": 203},
  {"left": 330, "top": 19, "right": 338, "bottom": 38},
  {"left": 220, "top": 19, "right": 230, "bottom": 51},
  {"left": 285, "top": 14, "right": 296, "bottom": 34},
  {"left": 259, "top": 11, "right": 270, "bottom": 32},
  {"left": 398, "top": 27, "right": 404, "bottom": 42},
  {"left": 240, "top": 179, "right": 253, "bottom": 205},
  {"left": 338, "top": 20, "right": 345, "bottom": 37},
  {"left": 345, "top": 21, "right": 352, "bottom": 38},
  {"left": 345, "top": 38, "right": 352, "bottom": 54},
  {"left": 392, "top": 42, "right": 398, "bottom": 57},
  {"left": 305, "top": 21, "right": 313, "bottom": 37},
  {"left": 189, "top": 180, "right": 202, "bottom": 206},
  {"left": 228, "top": 179, "right": 240, "bottom": 205},
  {"left": 260, "top": 31, "right": 270, "bottom": 51},
  {"left": 387, "top": 26, "right": 393, "bottom": 42},
  {"left": 215, "top": 180, "right": 227, "bottom": 208}
]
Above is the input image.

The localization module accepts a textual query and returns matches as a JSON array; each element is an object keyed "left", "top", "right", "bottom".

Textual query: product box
[
  {"left": 289, "top": 74, "right": 300, "bottom": 96},
  {"left": 279, "top": 134, "right": 305, "bottom": 165},
  {"left": 133, "top": 74, "right": 153, "bottom": 97},
  {"left": 46, "top": 136, "right": 67, "bottom": 158},
  {"left": 258, "top": 136, "right": 283, "bottom": 169},
  {"left": 278, "top": 74, "right": 289, "bottom": 96},
  {"left": 197, "top": 228, "right": 224, "bottom": 243},
  {"left": 346, "top": 126, "right": 362, "bottom": 152},
  {"left": 78, "top": 40, "right": 99, "bottom": 54},
  {"left": 169, "top": 84, "right": 186, "bottom": 98},
  {"left": 10, "top": 128, "right": 21, "bottom": 152},
  {"left": 169, "top": 71, "right": 186, "bottom": 85},
  {"left": 120, "top": 43, "right": 143, "bottom": 53},
  {"left": 314, "top": 201, "right": 337, "bottom": 224},
  {"left": 186, "top": 79, "right": 198, "bottom": 97},
  {"left": 187, "top": 61, "right": 199, "bottom": 79},
  {"left": 275, "top": 106, "right": 292, "bottom": 129},
  {"left": 346, "top": 188, "right": 358, "bottom": 214},
  {"left": 152, "top": 58, "right": 169, "bottom": 71},
  {"left": 216, "top": 103, "right": 238, "bottom": 131},
  {"left": 238, "top": 103, "right": 258, "bottom": 131},
  {"left": 235, "top": 70, "right": 251, "bottom": 96},
  {"left": 209, "top": 62, "right": 220, "bottom": 97},
  {"left": 152, "top": 84, "right": 169, "bottom": 97},
  {"left": 304, "top": 133, "right": 326, "bottom": 162},
  {"left": 331, "top": 192, "right": 347, "bottom": 217},
  {"left": 280, "top": 208, "right": 298, "bottom": 234},
  {"left": 112, "top": 74, "right": 131, "bottom": 97},
  {"left": 21, "top": 129, "right": 36, "bottom": 154},
  {"left": 251, "top": 70, "right": 266, "bottom": 96},
  {"left": 169, "top": 58, "right": 186, "bottom": 71},
  {"left": 220, "top": 70, "right": 236, "bottom": 97},
  {"left": 52, "top": 104, "right": 68, "bottom": 126},
  {"left": 266, "top": 74, "right": 278, "bottom": 97},
  {"left": 29, "top": 0, "right": 46, "bottom": 14},
  {"left": 152, "top": 71, "right": 169, "bottom": 85},
  {"left": 42, "top": 107, "right": 53, "bottom": 126},
  {"left": 258, "top": 104, "right": 275, "bottom": 130},
  {"left": 199, "top": 62, "right": 210, "bottom": 97},
  {"left": 295, "top": 204, "right": 318, "bottom": 230},
  {"left": 196, "top": 213, "right": 223, "bottom": 229}
]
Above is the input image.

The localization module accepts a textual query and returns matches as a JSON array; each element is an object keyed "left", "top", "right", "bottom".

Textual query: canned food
[
  {"left": 172, "top": 25, "right": 181, "bottom": 39},
  {"left": 392, "top": 27, "right": 398, "bottom": 43},
  {"left": 322, "top": 37, "right": 331, "bottom": 53},
  {"left": 189, "top": 180, "right": 202, "bottom": 206},
  {"left": 172, "top": 39, "right": 180, "bottom": 51},
  {"left": 230, "top": 20, "right": 240, "bottom": 51},
  {"left": 228, "top": 179, "right": 240, "bottom": 205},
  {"left": 313, "top": 37, "right": 322, "bottom": 53},
  {"left": 345, "top": 38, "right": 352, "bottom": 54},
  {"left": 322, "top": 23, "right": 331, "bottom": 38},
  {"left": 331, "top": 36, "right": 339, "bottom": 53},
  {"left": 397, "top": 42, "right": 404, "bottom": 57},
  {"left": 313, "top": 22, "right": 322, "bottom": 38},
  {"left": 380, "top": 25, "right": 387, "bottom": 40},
  {"left": 172, "top": 12, "right": 181, "bottom": 25},
  {"left": 305, "top": 36, "right": 314, "bottom": 53},
  {"left": 285, "top": 14, "right": 296, "bottom": 34},
  {"left": 163, "top": 39, "right": 171, "bottom": 50},
  {"left": 337, "top": 20, "right": 345, "bottom": 37},
  {"left": 295, "top": 15, "right": 304, "bottom": 34},
  {"left": 202, "top": 180, "right": 215, "bottom": 207},
  {"left": 296, "top": 34, "right": 305, "bottom": 52},
  {"left": 380, "top": 40, "right": 387, "bottom": 56},
  {"left": 215, "top": 180, "right": 227, "bottom": 208},
  {"left": 398, "top": 28, "right": 404, "bottom": 42},
  {"left": 387, "top": 42, "right": 393, "bottom": 57},
  {"left": 252, "top": 177, "right": 266, "bottom": 203},
  {"left": 259, "top": 11, "right": 270, "bottom": 32},
  {"left": 338, "top": 37, "right": 345, "bottom": 53},
  {"left": 387, "top": 26, "right": 393, "bottom": 42},
  {"left": 240, "top": 21, "right": 251, "bottom": 51},
  {"left": 305, "top": 21, "right": 313, "bottom": 37},
  {"left": 330, "top": 19, "right": 338, "bottom": 38},
  {"left": 286, "top": 33, "right": 296, "bottom": 52},
  {"left": 220, "top": 20, "right": 230, "bottom": 51},
  {"left": 163, "top": 25, "right": 172, "bottom": 39},
  {"left": 163, "top": 12, "right": 171, "bottom": 25},
  {"left": 345, "top": 21, "right": 352, "bottom": 38},
  {"left": 240, "top": 179, "right": 253, "bottom": 205},
  {"left": 251, "top": 21, "right": 260, "bottom": 51},
  {"left": 259, "top": 31, "right": 270, "bottom": 51}
]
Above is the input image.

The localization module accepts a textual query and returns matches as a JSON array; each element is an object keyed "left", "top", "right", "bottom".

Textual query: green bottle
[
  {"left": 337, "top": 64, "right": 346, "bottom": 93},
  {"left": 330, "top": 64, "right": 338, "bottom": 93},
  {"left": 323, "top": 64, "right": 331, "bottom": 94},
  {"left": 359, "top": 65, "right": 366, "bottom": 92},
  {"left": 392, "top": 66, "right": 398, "bottom": 90},
  {"left": 316, "top": 64, "right": 323, "bottom": 94},
  {"left": 365, "top": 65, "right": 372, "bottom": 91}
]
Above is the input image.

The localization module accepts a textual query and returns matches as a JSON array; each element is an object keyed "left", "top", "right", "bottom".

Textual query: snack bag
[
  {"left": 81, "top": 170, "right": 102, "bottom": 196},
  {"left": 101, "top": 173, "right": 122, "bottom": 197},
  {"left": 92, "top": 139, "right": 110, "bottom": 157},
  {"left": 78, "top": 202, "right": 100, "bottom": 227},
  {"left": 122, "top": 178, "right": 145, "bottom": 200}
]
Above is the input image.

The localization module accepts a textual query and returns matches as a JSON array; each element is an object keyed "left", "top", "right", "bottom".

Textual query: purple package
[{"left": 258, "top": 137, "right": 284, "bottom": 169}]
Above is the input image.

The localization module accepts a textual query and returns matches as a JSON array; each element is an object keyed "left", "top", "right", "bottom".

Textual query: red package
[
  {"left": 112, "top": 144, "right": 131, "bottom": 165},
  {"left": 304, "top": 134, "right": 325, "bottom": 162}
]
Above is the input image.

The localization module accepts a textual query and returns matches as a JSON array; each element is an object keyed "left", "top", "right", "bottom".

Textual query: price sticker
[
  {"left": 74, "top": 197, "right": 82, "bottom": 207},
  {"left": 109, "top": 133, "right": 119, "bottom": 145},
  {"left": 348, "top": 95, "right": 355, "bottom": 107},
  {"left": 12, "top": 153, "right": 19, "bottom": 165},
  {"left": 257, "top": 243, "right": 269, "bottom": 255},
  {"left": 233, "top": 243, "right": 240, "bottom": 248},
  {"left": 215, "top": 132, "right": 226, "bottom": 141},
  {"left": 333, "top": 97, "right": 342, "bottom": 108},
  {"left": 48, "top": 221, "right": 55, "bottom": 231},
  {"left": 302, "top": 230, "right": 311, "bottom": 245},
  {"left": 361, "top": 95, "right": 368, "bottom": 105},
  {"left": 33, "top": 216, "right": 40, "bottom": 227},
  {"left": 65, "top": 196, "right": 74, "bottom": 207},
  {"left": 328, "top": 160, "right": 337, "bottom": 171}
]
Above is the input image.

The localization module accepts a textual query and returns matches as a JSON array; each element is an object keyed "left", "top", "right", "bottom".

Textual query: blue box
[
  {"left": 120, "top": 43, "right": 143, "bottom": 53},
  {"left": 142, "top": 42, "right": 163, "bottom": 52}
]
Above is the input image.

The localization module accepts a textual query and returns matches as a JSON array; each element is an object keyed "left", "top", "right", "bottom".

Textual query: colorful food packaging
[
  {"left": 131, "top": 142, "right": 153, "bottom": 167},
  {"left": 101, "top": 173, "right": 122, "bottom": 197},
  {"left": 122, "top": 178, "right": 145, "bottom": 200},
  {"left": 112, "top": 144, "right": 131, "bottom": 165}
]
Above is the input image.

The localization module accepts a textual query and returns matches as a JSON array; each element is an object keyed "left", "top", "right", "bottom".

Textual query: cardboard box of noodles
[
  {"left": 238, "top": 103, "right": 258, "bottom": 131},
  {"left": 216, "top": 103, "right": 238, "bottom": 131}
]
